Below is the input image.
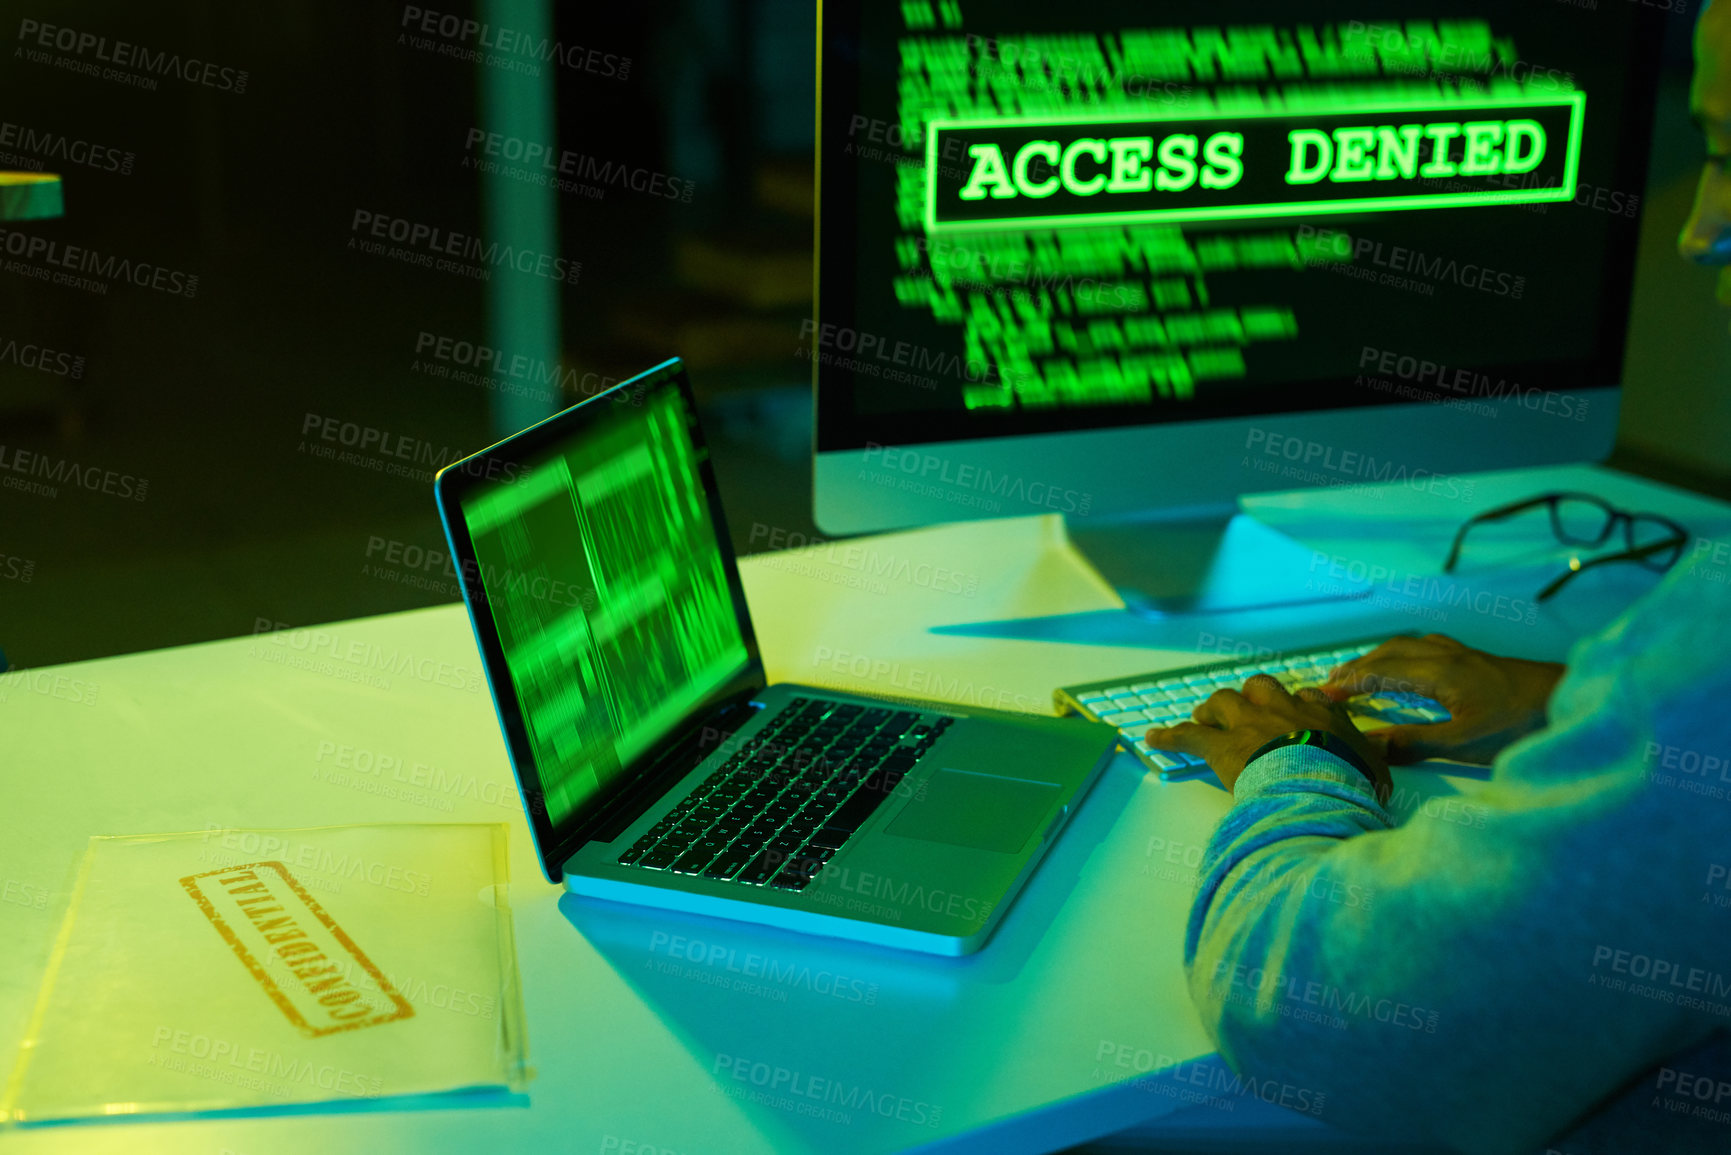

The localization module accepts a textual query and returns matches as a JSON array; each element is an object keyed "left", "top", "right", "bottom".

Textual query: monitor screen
[
  {"left": 816, "top": 0, "right": 1663, "bottom": 450},
  {"left": 459, "top": 384, "right": 752, "bottom": 830}
]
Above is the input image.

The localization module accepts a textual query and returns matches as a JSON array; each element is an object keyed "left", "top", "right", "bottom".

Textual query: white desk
[{"left": 4, "top": 464, "right": 1728, "bottom": 1155}]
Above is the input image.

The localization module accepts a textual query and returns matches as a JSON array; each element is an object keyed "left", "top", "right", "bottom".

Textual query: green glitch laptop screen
[
  {"left": 460, "top": 388, "right": 751, "bottom": 829},
  {"left": 818, "top": 0, "right": 1659, "bottom": 444}
]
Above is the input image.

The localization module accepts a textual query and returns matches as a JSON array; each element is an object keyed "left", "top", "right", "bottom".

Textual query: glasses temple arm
[
  {"left": 1444, "top": 496, "right": 1553, "bottom": 573},
  {"left": 1537, "top": 536, "right": 1689, "bottom": 602}
]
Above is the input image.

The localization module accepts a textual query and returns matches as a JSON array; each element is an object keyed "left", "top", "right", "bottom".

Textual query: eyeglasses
[{"left": 1444, "top": 492, "right": 1689, "bottom": 602}]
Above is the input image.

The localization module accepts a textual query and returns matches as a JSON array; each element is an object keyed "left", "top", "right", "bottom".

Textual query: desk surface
[{"left": 5, "top": 464, "right": 1729, "bottom": 1155}]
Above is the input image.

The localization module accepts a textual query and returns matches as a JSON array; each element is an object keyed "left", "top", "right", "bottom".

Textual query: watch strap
[{"left": 1246, "top": 729, "right": 1378, "bottom": 789}]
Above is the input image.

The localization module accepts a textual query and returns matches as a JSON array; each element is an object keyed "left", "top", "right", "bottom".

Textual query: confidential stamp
[{"left": 180, "top": 861, "right": 414, "bottom": 1037}]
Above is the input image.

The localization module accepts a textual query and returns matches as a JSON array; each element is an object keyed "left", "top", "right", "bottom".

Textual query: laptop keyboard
[
  {"left": 617, "top": 697, "right": 953, "bottom": 890},
  {"left": 1057, "top": 636, "right": 1451, "bottom": 780}
]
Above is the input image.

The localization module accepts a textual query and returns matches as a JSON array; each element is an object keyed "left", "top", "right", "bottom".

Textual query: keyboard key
[
  {"left": 769, "top": 847, "right": 834, "bottom": 889},
  {"left": 1144, "top": 750, "right": 1185, "bottom": 772},
  {"left": 661, "top": 827, "right": 701, "bottom": 851},
  {"left": 1158, "top": 762, "right": 1213, "bottom": 780},
  {"left": 735, "top": 852, "right": 782, "bottom": 885},
  {"left": 782, "top": 816, "right": 823, "bottom": 843},
  {"left": 671, "top": 841, "right": 726, "bottom": 874},
  {"left": 637, "top": 843, "right": 683, "bottom": 870},
  {"left": 809, "top": 826, "right": 851, "bottom": 849},
  {"left": 703, "top": 850, "right": 754, "bottom": 879},
  {"left": 827, "top": 784, "right": 891, "bottom": 834}
]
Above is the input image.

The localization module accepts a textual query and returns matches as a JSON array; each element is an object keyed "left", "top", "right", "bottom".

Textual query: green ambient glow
[{"left": 463, "top": 388, "right": 749, "bottom": 828}]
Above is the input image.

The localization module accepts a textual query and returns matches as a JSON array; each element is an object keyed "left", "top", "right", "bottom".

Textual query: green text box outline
[{"left": 922, "top": 92, "right": 1585, "bottom": 234}]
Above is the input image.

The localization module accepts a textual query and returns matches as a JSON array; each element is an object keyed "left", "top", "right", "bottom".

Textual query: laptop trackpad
[{"left": 884, "top": 770, "right": 1061, "bottom": 854}]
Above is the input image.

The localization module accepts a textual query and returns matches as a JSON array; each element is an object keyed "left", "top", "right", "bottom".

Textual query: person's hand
[
  {"left": 1321, "top": 634, "right": 1564, "bottom": 765},
  {"left": 1145, "top": 675, "right": 1391, "bottom": 802}
]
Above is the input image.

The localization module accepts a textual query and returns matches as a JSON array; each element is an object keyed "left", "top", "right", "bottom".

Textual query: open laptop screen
[{"left": 456, "top": 381, "right": 753, "bottom": 833}]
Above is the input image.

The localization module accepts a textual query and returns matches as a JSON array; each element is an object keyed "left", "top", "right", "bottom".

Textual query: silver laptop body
[{"left": 436, "top": 358, "right": 1118, "bottom": 956}]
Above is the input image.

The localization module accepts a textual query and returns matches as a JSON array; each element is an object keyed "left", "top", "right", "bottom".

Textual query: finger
[
  {"left": 1192, "top": 688, "right": 1249, "bottom": 728},
  {"left": 1324, "top": 656, "right": 1444, "bottom": 701},
  {"left": 1144, "top": 721, "right": 1223, "bottom": 759},
  {"left": 1375, "top": 721, "right": 1472, "bottom": 765},
  {"left": 1239, "top": 673, "right": 1291, "bottom": 706},
  {"left": 1322, "top": 637, "right": 1432, "bottom": 698},
  {"left": 1298, "top": 684, "right": 1367, "bottom": 737},
  {"left": 1419, "top": 633, "right": 1466, "bottom": 649},
  {"left": 1352, "top": 636, "right": 1434, "bottom": 662}
]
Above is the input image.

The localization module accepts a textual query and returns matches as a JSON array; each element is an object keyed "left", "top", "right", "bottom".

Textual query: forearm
[
  {"left": 1181, "top": 745, "right": 1715, "bottom": 1153},
  {"left": 1182, "top": 750, "right": 1481, "bottom": 1146},
  {"left": 1179, "top": 564, "right": 1731, "bottom": 1152},
  {"left": 1183, "top": 744, "right": 1393, "bottom": 973}
]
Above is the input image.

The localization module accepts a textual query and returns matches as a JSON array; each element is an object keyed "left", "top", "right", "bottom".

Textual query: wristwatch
[{"left": 1246, "top": 729, "right": 1378, "bottom": 789}]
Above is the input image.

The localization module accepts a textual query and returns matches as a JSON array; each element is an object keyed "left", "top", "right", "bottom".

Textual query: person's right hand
[{"left": 1321, "top": 634, "right": 1565, "bottom": 765}]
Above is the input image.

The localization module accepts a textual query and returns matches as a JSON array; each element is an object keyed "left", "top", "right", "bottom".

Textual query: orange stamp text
[{"left": 180, "top": 860, "right": 414, "bottom": 1037}]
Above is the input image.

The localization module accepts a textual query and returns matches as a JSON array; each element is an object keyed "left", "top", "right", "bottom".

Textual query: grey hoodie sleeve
[{"left": 1181, "top": 561, "right": 1731, "bottom": 1155}]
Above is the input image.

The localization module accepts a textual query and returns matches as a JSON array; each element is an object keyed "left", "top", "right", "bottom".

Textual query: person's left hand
[{"left": 1144, "top": 674, "right": 1391, "bottom": 802}]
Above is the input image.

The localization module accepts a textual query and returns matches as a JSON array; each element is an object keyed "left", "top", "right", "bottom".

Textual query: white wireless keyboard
[{"left": 1055, "top": 636, "right": 1450, "bottom": 779}]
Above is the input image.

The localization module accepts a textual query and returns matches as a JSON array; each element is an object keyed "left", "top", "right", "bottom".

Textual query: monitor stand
[{"left": 1064, "top": 506, "right": 1371, "bottom": 618}]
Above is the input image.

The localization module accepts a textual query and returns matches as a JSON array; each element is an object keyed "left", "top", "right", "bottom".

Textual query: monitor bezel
[
  {"left": 814, "top": 0, "right": 1669, "bottom": 453},
  {"left": 435, "top": 358, "right": 766, "bottom": 882}
]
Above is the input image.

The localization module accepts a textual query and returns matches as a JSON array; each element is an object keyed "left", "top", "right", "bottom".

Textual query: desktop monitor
[{"left": 812, "top": 1, "right": 1666, "bottom": 613}]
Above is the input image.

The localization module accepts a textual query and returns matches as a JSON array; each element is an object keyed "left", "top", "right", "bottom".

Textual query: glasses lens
[
  {"left": 1553, "top": 497, "right": 1613, "bottom": 545},
  {"left": 1629, "top": 516, "right": 1684, "bottom": 570}
]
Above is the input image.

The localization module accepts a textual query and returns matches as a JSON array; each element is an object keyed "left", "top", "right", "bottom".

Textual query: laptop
[{"left": 435, "top": 358, "right": 1118, "bottom": 956}]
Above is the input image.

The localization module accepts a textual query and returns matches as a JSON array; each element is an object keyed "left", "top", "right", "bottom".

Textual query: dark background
[{"left": 0, "top": 1, "right": 1723, "bottom": 669}]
